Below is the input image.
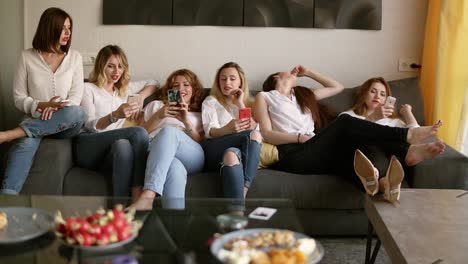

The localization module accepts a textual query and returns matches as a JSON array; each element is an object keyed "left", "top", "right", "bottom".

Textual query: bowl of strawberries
[{"left": 54, "top": 205, "right": 142, "bottom": 250}]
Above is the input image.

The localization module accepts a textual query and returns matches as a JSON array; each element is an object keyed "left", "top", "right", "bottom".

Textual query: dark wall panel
[
  {"left": 244, "top": 0, "right": 315, "bottom": 28},
  {"left": 103, "top": 0, "right": 172, "bottom": 25},
  {"left": 314, "top": 0, "right": 382, "bottom": 30},
  {"left": 173, "top": 0, "right": 243, "bottom": 26}
]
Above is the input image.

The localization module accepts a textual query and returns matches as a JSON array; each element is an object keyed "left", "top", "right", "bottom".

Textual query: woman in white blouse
[
  {"left": 132, "top": 69, "right": 205, "bottom": 210},
  {"left": 76, "top": 45, "right": 157, "bottom": 197},
  {"left": 341, "top": 77, "right": 426, "bottom": 200},
  {"left": 201, "top": 62, "right": 262, "bottom": 206},
  {"left": 255, "top": 65, "right": 445, "bottom": 203},
  {"left": 0, "top": 8, "right": 86, "bottom": 194}
]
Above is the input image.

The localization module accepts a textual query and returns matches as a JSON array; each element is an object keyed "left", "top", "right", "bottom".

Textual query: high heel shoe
[
  {"left": 354, "top": 149, "right": 379, "bottom": 196},
  {"left": 382, "top": 156, "right": 405, "bottom": 203}
]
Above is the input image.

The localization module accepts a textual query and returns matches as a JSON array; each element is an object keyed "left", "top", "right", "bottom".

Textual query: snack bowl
[{"left": 55, "top": 205, "right": 142, "bottom": 251}]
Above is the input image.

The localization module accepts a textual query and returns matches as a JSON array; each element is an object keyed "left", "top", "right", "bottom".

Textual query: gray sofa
[{"left": 1, "top": 77, "right": 467, "bottom": 236}]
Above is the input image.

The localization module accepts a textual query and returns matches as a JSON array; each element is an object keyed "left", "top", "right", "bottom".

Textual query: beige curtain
[{"left": 420, "top": 0, "right": 468, "bottom": 150}]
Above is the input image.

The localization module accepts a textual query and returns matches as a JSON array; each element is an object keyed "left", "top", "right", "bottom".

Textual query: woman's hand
[
  {"left": 399, "top": 104, "right": 412, "bottom": 117},
  {"left": 367, "top": 104, "right": 394, "bottom": 121},
  {"left": 298, "top": 134, "right": 312, "bottom": 144},
  {"left": 291, "top": 65, "right": 309, "bottom": 77},
  {"left": 223, "top": 119, "right": 251, "bottom": 134},
  {"left": 175, "top": 97, "right": 190, "bottom": 123},
  {"left": 128, "top": 96, "right": 144, "bottom": 121},
  {"left": 114, "top": 102, "right": 140, "bottom": 119},
  {"left": 36, "top": 96, "right": 69, "bottom": 120},
  {"left": 229, "top": 88, "right": 245, "bottom": 108},
  {"left": 154, "top": 102, "right": 180, "bottom": 120}
]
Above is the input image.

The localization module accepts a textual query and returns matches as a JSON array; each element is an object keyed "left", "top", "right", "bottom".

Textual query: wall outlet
[
  {"left": 398, "top": 58, "right": 420, "bottom": 72},
  {"left": 82, "top": 52, "right": 97, "bottom": 66}
]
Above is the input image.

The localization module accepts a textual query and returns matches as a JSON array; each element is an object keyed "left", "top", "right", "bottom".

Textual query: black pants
[{"left": 275, "top": 114, "right": 410, "bottom": 179}]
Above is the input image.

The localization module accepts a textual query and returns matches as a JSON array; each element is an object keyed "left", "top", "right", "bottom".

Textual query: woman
[
  {"left": 0, "top": 8, "right": 86, "bottom": 194},
  {"left": 76, "top": 45, "right": 157, "bottom": 197},
  {"left": 132, "top": 69, "right": 205, "bottom": 210},
  {"left": 254, "top": 65, "right": 445, "bottom": 203},
  {"left": 201, "top": 62, "right": 262, "bottom": 205},
  {"left": 342, "top": 77, "right": 419, "bottom": 128},
  {"left": 342, "top": 77, "right": 427, "bottom": 201}
]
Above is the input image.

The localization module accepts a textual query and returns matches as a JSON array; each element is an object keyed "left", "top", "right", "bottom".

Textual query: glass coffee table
[{"left": 0, "top": 195, "right": 311, "bottom": 264}]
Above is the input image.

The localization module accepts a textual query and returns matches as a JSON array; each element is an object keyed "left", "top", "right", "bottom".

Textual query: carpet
[{"left": 317, "top": 238, "right": 391, "bottom": 264}]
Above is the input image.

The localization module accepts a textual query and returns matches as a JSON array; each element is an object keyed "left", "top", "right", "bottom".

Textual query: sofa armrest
[
  {"left": 21, "top": 139, "right": 74, "bottom": 195},
  {"left": 411, "top": 143, "right": 468, "bottom": 190}
]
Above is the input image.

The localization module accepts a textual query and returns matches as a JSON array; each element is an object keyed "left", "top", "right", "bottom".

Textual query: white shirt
[
  {"left": 201, "top": 95, "right": 240, "bottom": 138},
  {"left": 261, "top": 90, "right": 316, "bottom": 136},
  {"left": 13, "top": 48, "right": 84, "bottom": 117},
  {"left": 340, "top": 109, "right": 419, "bottom": 128},
  {"left": 81, "top": 80, "right": 157, "bottom": 132},
  {"left": 143, "top": 100, "right": 203, "bottom": 139}
]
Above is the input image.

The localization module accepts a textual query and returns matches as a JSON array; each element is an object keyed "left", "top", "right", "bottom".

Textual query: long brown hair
[
  {"left": 353, "top": 77, "right": 396, "bottom": 118},
  {"left": 211, "top": 62, "right": 253, "bottom": 110},
  {"left": 88, "top": 45, "right": 130, "bottom": 97},
  {"left": 263, "top": 73, "right": 332, "bottom": 130},
  {"left": 161, "top": 69, "right": 204, "bottom": 112},
  {"left": 32, "top": 7, "right": 72, "bottom": 54}
]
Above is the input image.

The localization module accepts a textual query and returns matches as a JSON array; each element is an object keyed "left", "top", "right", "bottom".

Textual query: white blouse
[
  {"left": 201, "top": 95, "right": 240, "bottom": 138},
  {"left": 13, "top": 48, "right": 84, "bottom": 117},
  {"left": 261, "top": 90, "right": 316, "bottom": 137},
  {"left": 143, "top": 100, "right": 203, "bottom": 139},
  {"left": 81, "top": 80, "right": 158, "bottom": 132},
  {"left": 340, "top": 109, "right": 419, "bottom": 128}
]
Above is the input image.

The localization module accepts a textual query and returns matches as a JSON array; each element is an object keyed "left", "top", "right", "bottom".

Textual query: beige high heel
[
  {"left": 354, "top": 149, "right": 379, "bottom": 196},
  {"left": 382, "top": 156, "right": 405, "bottom": 203}
]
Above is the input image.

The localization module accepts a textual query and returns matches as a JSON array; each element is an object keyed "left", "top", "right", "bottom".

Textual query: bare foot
[
  {"left": 405, "top": 140, "right": 445, "bottom": 166},
  {"left": 407, "top": 120, "right": 442, "bottom": 144},
  {"left": 131, "top": 186, "right": 143, "bottom": 203},
  {"left": 128, "top": 196, "right": 155, "bottom": 211}
]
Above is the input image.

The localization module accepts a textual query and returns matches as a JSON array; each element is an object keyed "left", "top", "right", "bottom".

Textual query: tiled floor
[{"left": 317, "top": 238, "right": 391, "bottom": 264}]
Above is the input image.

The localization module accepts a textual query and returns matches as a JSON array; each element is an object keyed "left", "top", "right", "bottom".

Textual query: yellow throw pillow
[
  {"left": 122, "top": 118, "right": 139, "bottom": 128},
  {"left": 259, "top": 143, "right": 279, "bottom": 169}
]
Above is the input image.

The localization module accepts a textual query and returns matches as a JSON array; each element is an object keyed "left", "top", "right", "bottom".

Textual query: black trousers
[{"left": 275, "top": 114, "right": 410, "bottom": 180}]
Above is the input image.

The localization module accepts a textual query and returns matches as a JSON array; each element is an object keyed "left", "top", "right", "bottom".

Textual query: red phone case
[{"left": 239, "top": 108, "right": 251, "bottom": 119}]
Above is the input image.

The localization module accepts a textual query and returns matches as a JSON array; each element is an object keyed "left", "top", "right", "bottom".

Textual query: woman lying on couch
[
  {"left": 341, "top": 77, "right": 440, "bottom": 202},
  {"left": 77, "top": 45, "right": 157, "bottom": 197},
  {"left": 132, "top": 69, "right": 205, "bottom": 210},
  {"left": 254, "top": 65, "right": 446, "bottom": 203}
]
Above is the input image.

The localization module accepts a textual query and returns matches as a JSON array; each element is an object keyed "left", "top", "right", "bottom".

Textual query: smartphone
[
  {"left": 385, "top": 96, "right": 396, "bottom": 107},
  {"left": 127, "top": 94, "right": 141, "bottom": 105},
  {"left": 60, "top": 99, "right": 70, "bottom": 103},
  {"left": 239, "top": 108, "right": 251, "bottom": 120},
  {"left": 167, "top": 89, "right": 181, "bottom": 103}
]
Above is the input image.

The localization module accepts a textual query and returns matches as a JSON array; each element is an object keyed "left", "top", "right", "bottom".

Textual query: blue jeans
[
  {"left": 1, "top": 106, "right": 85, "bottom": 194},
  {"left": 202, "top": 130, "right": 262, "bottom": 200},
  {"left": 145, "top": 127, "right": 204, "bottom": 202},
  {"left": 74, "top": 127, "right": 149, "bottom": 197}
]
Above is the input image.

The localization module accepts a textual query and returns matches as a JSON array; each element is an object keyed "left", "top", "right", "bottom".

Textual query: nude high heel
[
  {"left": 383, "top": 156, "right": 405, "bottom": 203},
  {"left": 354, "top": 149, "right": 379, "bottom": 196}
]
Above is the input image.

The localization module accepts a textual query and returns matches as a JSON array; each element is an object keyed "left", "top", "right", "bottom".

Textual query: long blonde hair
[
  {"left": 211, "top": 62, "right": 253, "bottom": 111},
  {"left": 88, "top": 45, "right": 130, "bottom": 97}
]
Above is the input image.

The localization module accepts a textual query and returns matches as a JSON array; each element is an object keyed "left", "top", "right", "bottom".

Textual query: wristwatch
[{"left": 109, "top": 112, "right": 118, "bottom": 123}]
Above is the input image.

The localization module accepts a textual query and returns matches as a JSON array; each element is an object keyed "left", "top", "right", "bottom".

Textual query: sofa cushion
[{"left": 63, "top": 167, "right": 110, "bottom": 195}]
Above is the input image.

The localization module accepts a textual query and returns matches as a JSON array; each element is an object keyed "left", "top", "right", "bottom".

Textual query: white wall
[
  {"left": 0, "top": 0, "right": 24, "bottom": 130},
  {"left": 23, "top": 0, "right": 427, "bottom": 90}
]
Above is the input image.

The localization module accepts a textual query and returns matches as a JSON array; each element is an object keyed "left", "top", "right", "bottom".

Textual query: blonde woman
[
  {"left": 76, "top": 45, "right": 157, "bottom": 197},
  {"left": 201, "top": 62, "right": 262, "bottom": 205}
]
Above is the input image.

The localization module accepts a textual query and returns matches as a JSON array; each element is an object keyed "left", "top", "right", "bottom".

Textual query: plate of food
[
  {"left": 55, "top": 205, "right": 142, "bottom": 251},
  {"left": 211, "top": 228, "right": 324, "bottom": 264},
  {"left": 0, "top": 207, "right": 54, "bottom": 244}
]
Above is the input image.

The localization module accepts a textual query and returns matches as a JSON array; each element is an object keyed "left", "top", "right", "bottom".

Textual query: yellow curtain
[{"left": 420, "top": 0, "right": 468, "bottom": 150}]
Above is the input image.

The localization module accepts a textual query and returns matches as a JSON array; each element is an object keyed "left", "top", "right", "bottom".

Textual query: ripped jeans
[
  {"left": 1, "top": 106, "right": 85, "bottom": 194},
  {"left": 202, "top": 130, "right": 262, "bottom": 201}
]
